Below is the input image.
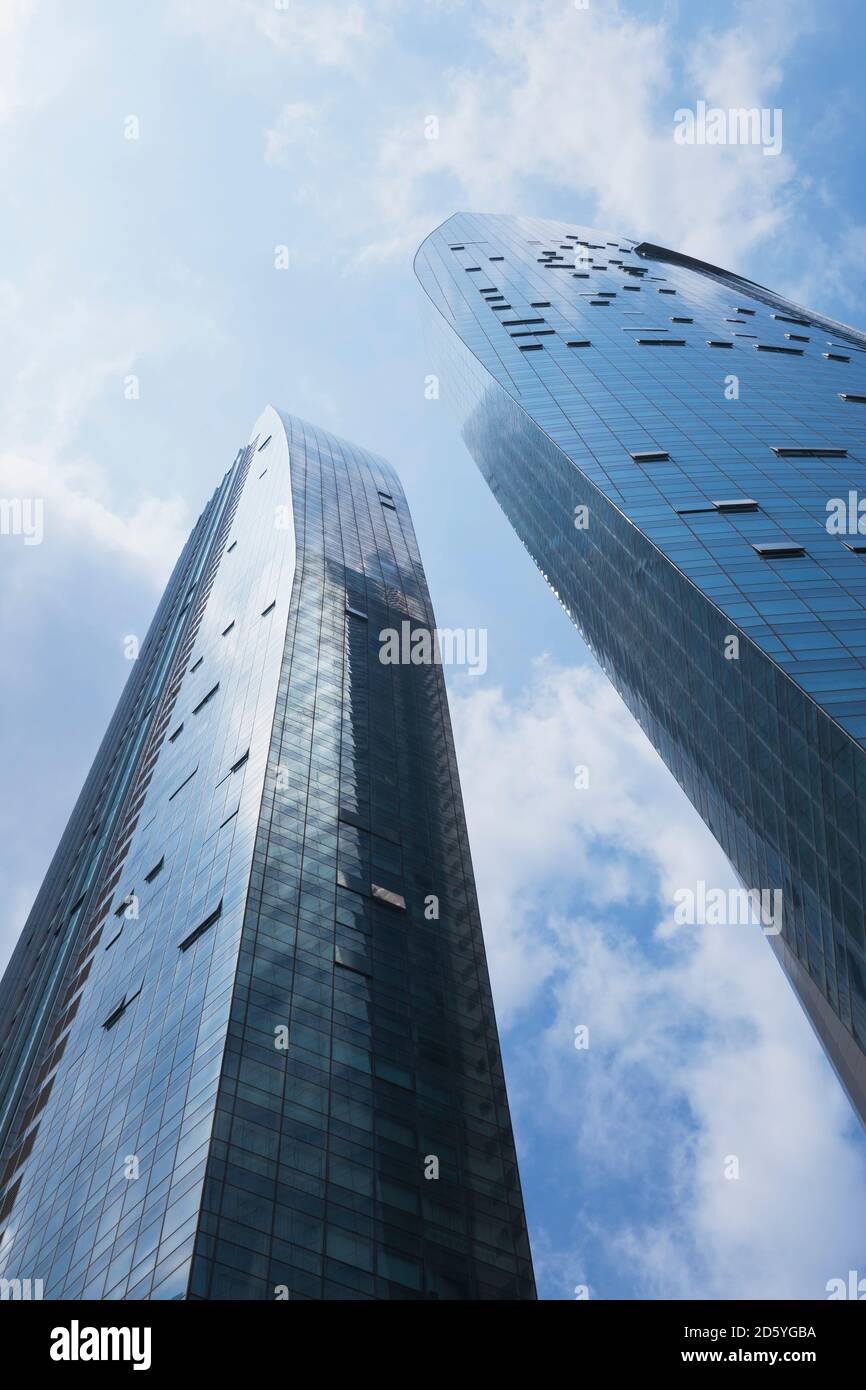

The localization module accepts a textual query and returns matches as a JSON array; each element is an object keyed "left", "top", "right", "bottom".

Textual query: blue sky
[{"left": 2, "top": 0, "right": 866, "bottom": 1299}]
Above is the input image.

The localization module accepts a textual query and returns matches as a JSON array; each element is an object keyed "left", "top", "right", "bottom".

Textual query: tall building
[
  {"left": 0, "top": 407, "right": 535, "bottom": 1300},
  {"left": 416, "top": 213, "right": 866, "bottom": 1126}
]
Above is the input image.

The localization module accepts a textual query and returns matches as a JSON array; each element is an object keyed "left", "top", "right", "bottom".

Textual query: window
[
  {"left": 371, "top": 884, "right": 407, "bottom": 911},
  {"left": 735, "top": 307, "right": 756, "bottom": 315},
  {"left": 169, "top": 766, "right": 198, "bottom": 800},
  {"left": 502, "top": 318, "right": 545, "bottom": 327},
  {"left": 824, "top": 352, "right": 850, "bottom": 362},
  {"left": 671, "top": 316, "right": 693, "bottom": 323},
  {"left": 772, "top": 314, "right": 810, "bottom": 326},
  {"left": 707, "top": 340, "right": 734, "bottom": 348},
  {"left": 102, "top": 973, "right": 144, "bottom": 1030},
  {"left": 519, "top": 343, "right": 543, "bottom": 351},
  {"left": 334, "top": 946, "right": 372, "bottom": 977},
  {"left": 840, "top": 394, "right": 866, "bottom": 403},
  {"left": 178, "top": 901, "right": 223, "bottom": 952},
  {"left": 144, "top": 856, "right": 164, "bottom": 883},
  {"left": 229, "top": 750, "right": 249, "bottom": 774},
  {"left": 631, "top": 450, "right": 670, "bottom": 463},
  {"left": 114, "top": 892, "right": 135, "bottom": 918},
  {"left": 261, "top": 600, "right": 276, "bottom": 616},
  {"left": 752, "top": 542, "right": 806, "bottom": 558},
  {"left": 0, "top": 1178, "right": 22, "bottom": 1226},
  {"left": 530, "top": 301, "right": 551, "bottom": 308},
  {"left": 785, "top": 333, "right": 809, "bottom": 342},
  {"left": 226, "top": 541, "right": 237, "bottom": 553},
  {"left": 714, "top": 498, "right": 758, "bottom": 513},
  {"left": 510, "top": 329, "right": 555, "bottom": 337},
  {"left": 258, "top": 468, "right": 267, "bottom": 478},
  {"left": 621, "top": 285, "right": 640, "bottom": 291},
  {"left": 192, "top": 684, "right": 219, "bottom": 715},
  {"left": 754, "top": 344, "right": 803, "bottom": 354},
  {"left": 842, "top": 541, "right": 866, "bottom": 554},
  {"left": 658, "top": 287, "right": 676, "bottom": 294},
  {"left": 190, "top": 657, "right": 203, "bottom": 673},
  {"left": 102, "top": 1002, "right": 126, "bottom": 1030},
  {"left": 345, "top": 604, "right": 368, "bottom": 621},
  {"left": 168, "top": 722, "right": 184, "bottom": 743},
  {"left": 771, "top": 446, "right": 846, "bottom": 458},
  {"left": 636, "top": 338, "right": 686, "bottom": 345},
  {"left": 566, "top": 340, "right": 592, "bottom": 348},
  {"left": 221, "top": 621, "right": 235, "bottom": 636},
  {"left": 257, "top": 435, "right": 272, "bottom": 451}
]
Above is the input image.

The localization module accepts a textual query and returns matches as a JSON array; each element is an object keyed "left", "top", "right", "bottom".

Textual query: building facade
[
  {"left": 415, "top": 212, "right": 866, "bottom": 1125},
  {"left": 0, "top": 407, "right": 535, "bottom": 1300}
]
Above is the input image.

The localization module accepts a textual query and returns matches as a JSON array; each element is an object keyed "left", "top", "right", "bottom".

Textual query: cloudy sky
[{"left": 2, "top": 0, "right": 866, "bottom": 1299}]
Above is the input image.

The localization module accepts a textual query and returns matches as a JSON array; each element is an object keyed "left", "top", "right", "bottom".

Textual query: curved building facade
[
  {"left": 416, "top": 212, "right": 866, "bottom": 1125},
  {"left": 0, "top": 407, "right": 535, "bottom": 1300}
]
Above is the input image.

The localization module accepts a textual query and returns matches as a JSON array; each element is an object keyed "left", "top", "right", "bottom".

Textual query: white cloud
[
  {"left": 358, "top": 0, "right": 812, "bottom": 267},
  {"left": 264, "top": 101, "right": 319, "bottom": 168},
  {"left": 0, "top": 452, "right": 188, "bottom": 588},
  {"left": 0, "top": 0, "right": 39, "bottom": 120},
  {"left": 450, "top": 659, "right": 866, "bottom": 1298},
  {"left": 0, "top": 0, "right": 93, "bottom": 127},
  {"left": 172, "top": 0, "right": 386, "bottom": 71},
  {"left": 0, "top": 292, "right": 209, "bottom": 588},
  {"left": 449, "top": 658, "right": 732, "bottom": 1022},
  {"left": 2, "top": 288, "right": 226, "bottom": 448}
]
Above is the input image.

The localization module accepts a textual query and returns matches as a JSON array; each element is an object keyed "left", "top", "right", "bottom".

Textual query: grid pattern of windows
[
  {"left": 186, "top": 410, "right": 534, "bottom": 1301},
  {"left": 0, "top": 406, "right": 534, "bottom": 1301},
  {"left": 416, "top": 213, "right": 866, "bottom": 1124}
]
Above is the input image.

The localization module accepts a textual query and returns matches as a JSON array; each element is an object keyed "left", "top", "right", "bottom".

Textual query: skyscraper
[
  {"left": 0, "top": 407, "right": 535, "bottom": 1300},
  {"left": 415, "top": 213, "right": 866, "bottom": 1127}
]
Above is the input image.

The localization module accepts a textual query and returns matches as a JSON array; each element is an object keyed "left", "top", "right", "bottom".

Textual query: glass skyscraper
[
  {"left": 416, "top": 212, "right": 866, "bottom": 1127},
  {"left": 0, "top": 407, "right": 535, "bottom": 1300}
]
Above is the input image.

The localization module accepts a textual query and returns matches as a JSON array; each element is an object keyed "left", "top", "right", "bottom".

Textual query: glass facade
[
  {"left": 416, "top": 212, "right": 866, "bottom": 1125},
  {"left": 0, "top": 407, "right": 535, "bottom": 1300}
]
